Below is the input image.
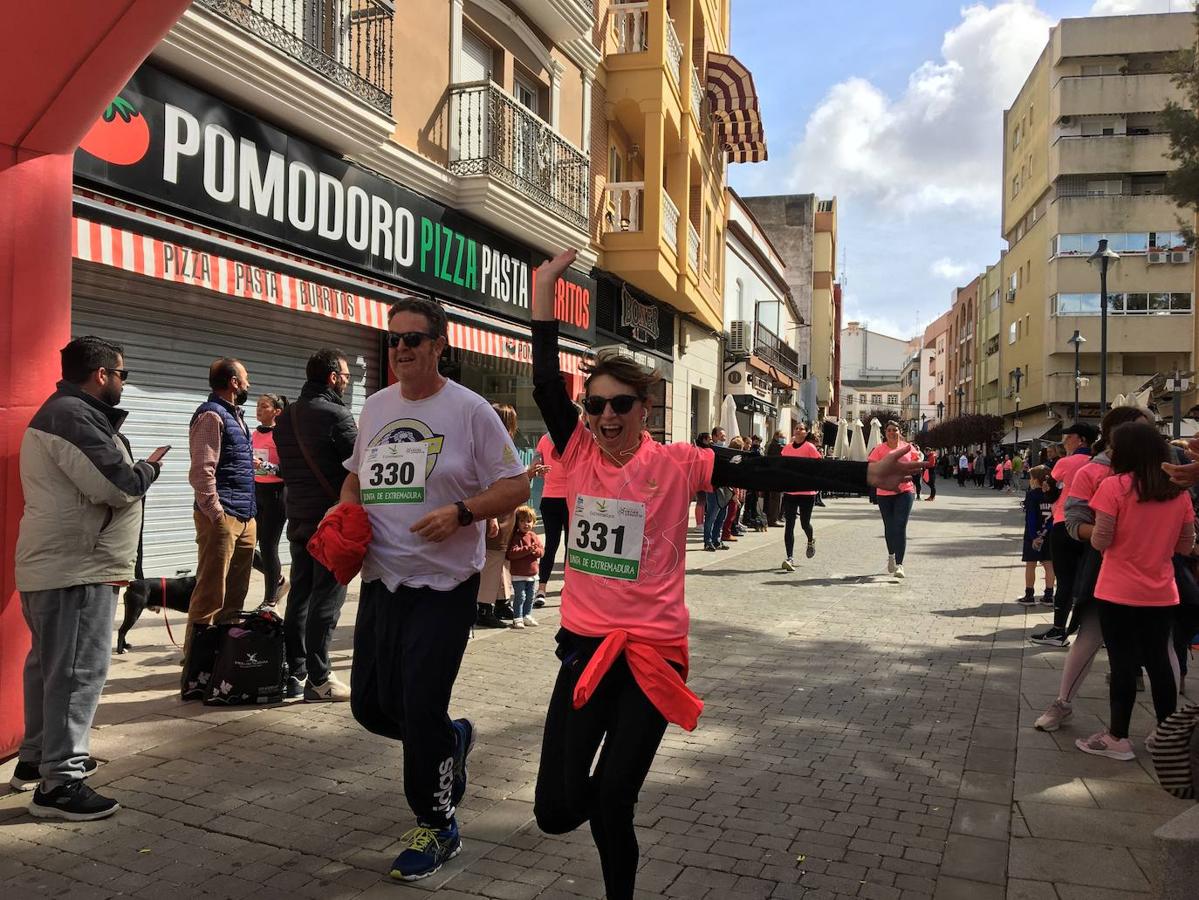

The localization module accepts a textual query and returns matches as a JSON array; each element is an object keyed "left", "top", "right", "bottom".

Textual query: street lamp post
[
  {"left": 937, "top": 401, "right": 944, "bottom": 421},
  {"left": 1088, "top": 239, "right": 1120, "bottom": 413},
  {"left": 1011, "top": 367, "right": 1024, "bottom": 447},
  {"left": 1067, "top": 329, "right": 1086, "bottom": 420}
]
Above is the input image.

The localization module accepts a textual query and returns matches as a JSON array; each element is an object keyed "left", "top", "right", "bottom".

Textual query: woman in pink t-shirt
[
  {"left": 529, "top": 250, "right": 922, "bottom": 900},
  {"left": 1077, "top": 422, "right": 1195, "bottom": 761},
  {"left": 867, "top": 421, "right": 922, "bottom": 578},
  {"left": 780, "top": 423, "right": 822, "bottom": 570},
  {"left": 252, "top": 392, "right": 288, "bottom": 607},
  {"left": 534, "top": 431, "right": 570, "bottom": 606}
]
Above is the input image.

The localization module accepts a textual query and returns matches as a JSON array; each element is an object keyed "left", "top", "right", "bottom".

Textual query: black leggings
[
  {"left": 539, "top": 497, "right": 569, "bottom": 589},
  {"left": 350, "top": 576, "right": 478, "bottom": 826},
  {"left": 254, "top": 482, "right": 286, "bottom": 604},
  {"left": 1096, "top": 600, "right": 1177, "bottom": 739},
  {"left": 1050, "top": 523, "right": 1084, "bottom": 630},
  {"left": 781, "top": 494, "right": 815, "bottom": 558},
  {"left": 535, "top": 630, "right": 670, "bottom": 900}
]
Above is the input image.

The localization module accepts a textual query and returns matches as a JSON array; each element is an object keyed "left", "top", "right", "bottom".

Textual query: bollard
[{"left": 1154, "top": 804, "right": 1199, "bottom": 898}]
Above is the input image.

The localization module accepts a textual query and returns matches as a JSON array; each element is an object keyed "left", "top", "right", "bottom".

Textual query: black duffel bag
[
  {"left": 204, "top": 610, "right": 287, "bottom": 706},
  {"left": 181, "top": 622, "right": 229, "bottom": 701}
]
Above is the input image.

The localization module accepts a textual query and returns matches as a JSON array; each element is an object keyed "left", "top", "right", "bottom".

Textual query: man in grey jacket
[{"left": 13, "top": 336, "right": 163, "bottom": 820}]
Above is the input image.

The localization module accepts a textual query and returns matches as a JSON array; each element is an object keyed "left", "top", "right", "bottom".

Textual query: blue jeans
[
  {"left": 877, "top": 492, "right": 914, "bottom": 564},
  {"left": 512, "top": 580, "right": 536, "bottom": 619},
  {"left": 703, "top": 491, "right": 728, "bottom": 547}
]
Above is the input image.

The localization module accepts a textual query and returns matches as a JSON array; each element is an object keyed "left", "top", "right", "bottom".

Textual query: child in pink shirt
[{"left": 1078, "top": 421, "right": 1195, "bottom": 761}]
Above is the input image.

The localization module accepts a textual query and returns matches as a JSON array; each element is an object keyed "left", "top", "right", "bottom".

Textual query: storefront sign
[
  {"left": 73, "top": 65, "right": 595, "bottom": 341},
  {"left": 620, "top": 287, "right": 660, "bottom": 342}
]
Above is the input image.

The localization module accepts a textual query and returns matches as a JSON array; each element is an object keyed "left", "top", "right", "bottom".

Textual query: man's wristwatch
[{"left": 455, "top": 500, "right": 474, "bottom": 526}]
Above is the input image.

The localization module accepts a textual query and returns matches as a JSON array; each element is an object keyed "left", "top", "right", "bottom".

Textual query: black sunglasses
[
  {"left": 387, "top": 331, "right": 439, "bottom": 349},
  {"left": 103, "top": 367, "right": 130, "bottom": 382},
  {"left": 582, "top": 394, "right": 639, "bottom": 416}
]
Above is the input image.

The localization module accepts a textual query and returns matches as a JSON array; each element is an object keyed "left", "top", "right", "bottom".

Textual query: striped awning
[
  {"left": 706, "top": 52, "right": 767, "bottom": 163},
  {"left": 446, "top": 320, "right": 585, "bottom": 377}
]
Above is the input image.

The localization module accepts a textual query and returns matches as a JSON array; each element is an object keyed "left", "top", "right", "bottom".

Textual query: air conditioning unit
[
  {"left": 1147, "top": 250, "right": 1167, "bottom": 264},
  {"left": 1170, "top": 250, "right": 1192, "bottom": 264},
  {"left": 728, "top": 320, "right": 753, "bottom": 355},
  {"left": 1006, "top": 289, "right": 1016, "bottom": 302}
]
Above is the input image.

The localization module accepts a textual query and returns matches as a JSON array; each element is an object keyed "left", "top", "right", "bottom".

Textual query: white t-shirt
[{"left": 346, "top": 379, "right": 527, "bottom": 591}]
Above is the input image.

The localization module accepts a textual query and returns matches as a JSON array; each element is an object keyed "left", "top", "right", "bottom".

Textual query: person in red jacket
[{"left": 506, "top": 506, "right": 544, "bottom": 628}]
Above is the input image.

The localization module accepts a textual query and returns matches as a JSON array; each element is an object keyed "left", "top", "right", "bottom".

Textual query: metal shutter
[{"left": 71, "top": 261, "right": 381, "bottom": 576}]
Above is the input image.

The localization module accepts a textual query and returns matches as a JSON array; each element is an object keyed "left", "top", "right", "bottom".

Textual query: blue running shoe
[
  {"left": 451, "top": 718, "right": 476, "bottom": 807},
  {"left": 389, "top": 821, "right": 461, "bottom": 881}
]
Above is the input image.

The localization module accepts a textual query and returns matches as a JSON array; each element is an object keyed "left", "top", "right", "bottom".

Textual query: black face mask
[{"left": 234, "top": 389, "right": 249, "bottom": 407}]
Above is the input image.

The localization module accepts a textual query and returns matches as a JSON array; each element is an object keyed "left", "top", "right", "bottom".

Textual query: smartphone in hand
[{"left": 148, "top": 445, "right": 171, "bottom": 464}]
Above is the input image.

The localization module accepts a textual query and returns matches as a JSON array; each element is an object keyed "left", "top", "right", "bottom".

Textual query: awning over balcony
[{"left": 706, "top": 52, "right": 767, "bottom": 163}]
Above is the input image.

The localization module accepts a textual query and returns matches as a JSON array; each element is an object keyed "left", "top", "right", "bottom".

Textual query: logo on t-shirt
[{"left": 370, "top": 418, "right": 445, "bottom": 478}]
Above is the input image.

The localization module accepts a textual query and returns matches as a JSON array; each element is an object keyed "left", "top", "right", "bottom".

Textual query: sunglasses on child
[
  {"left": 387, "top": 331, "right": 439, "bottom": 349},
  {"left": 582, "top": 394, "right": 639, "bottom": 416}
]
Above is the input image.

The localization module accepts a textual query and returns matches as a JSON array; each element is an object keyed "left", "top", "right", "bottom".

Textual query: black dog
[{"left": 117, "top": 576, "right": 196, "bottom": 653}]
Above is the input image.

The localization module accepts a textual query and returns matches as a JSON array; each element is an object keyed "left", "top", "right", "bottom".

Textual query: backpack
[
  {"left": 181, "top": 622, "right": 230, "bottom": 701},
  {"left": 204, "top": 610, "right": 287, "bottom": 705},
  {"left": 1146, "top": 702, "right": 1199, "bottom": 799}
]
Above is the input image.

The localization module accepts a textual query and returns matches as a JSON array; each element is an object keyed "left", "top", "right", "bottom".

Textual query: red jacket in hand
[
  {"left": 307, "top": 504, "right": 372, "bottom": 585},
  {"left": 506, "top": 528, "right": 543, "bottom": 578}
]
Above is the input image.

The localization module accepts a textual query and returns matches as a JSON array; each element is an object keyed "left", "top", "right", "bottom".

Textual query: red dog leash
[{"left": 160, "top": 577, "right": 181, "bottom": 648}]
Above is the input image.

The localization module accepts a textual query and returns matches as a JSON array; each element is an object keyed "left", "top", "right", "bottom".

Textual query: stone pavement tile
[
  {"left": 1053, "top": 886, "right": 1151, "bottom": 900},
  {"left": 1008, "top": 836, "right": 1150, "bottom": 891},
  {"left": 1012, "top": 774, "right": 1097, "bottom": 807},
  {"left": 1017, "top": 800, "right": 1177, "bottom": 850},
  {"left": 1081, "top": 777, "right": 1192, "bottom": 814},
  {"left": 1015, "top": 748, "right": 1154, "bottom": 783},
  {"left": 1006, "top": 878, "right": 1056, "bottom": 899},
  {"left": 933, "top": 876, "right": 1005, "bottom": 900},
  {"left": 957, "top": 772, "right": 1012, "bottom": 805},
  {"left": 938, "top": 834, "right": 1007, "bottom": 885},
  {"left": 949, "top": 800, "right": 1010, "bottom": 841}
]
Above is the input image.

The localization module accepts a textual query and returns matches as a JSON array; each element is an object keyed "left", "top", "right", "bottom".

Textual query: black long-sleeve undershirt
[{"left": 531, "top": 321, "right": 870, "bottom": 495}]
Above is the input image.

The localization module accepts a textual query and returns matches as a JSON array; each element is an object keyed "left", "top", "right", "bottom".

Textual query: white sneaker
[
  {"left": 782, "top": 558, "right": 795, "bottom": 571},
  {"left": 511, "top": 619, "right": 525, "bottom": 629},
  {"left": 887, "top": 554, "right": 897, "bottom": 574},
  {"left": 303, "top": 672, "right": 351, "bottom": 703},
  {"left": 895, "top": 564, "right": 905, "bottom": 579},
  {"left": 522, "top": 616, "right": 539, "bottom": 627}
]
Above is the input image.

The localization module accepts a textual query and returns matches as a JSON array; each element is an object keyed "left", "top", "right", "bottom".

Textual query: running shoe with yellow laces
[{"left": 390, "top": 820, "right": 462, "bottom": 880}]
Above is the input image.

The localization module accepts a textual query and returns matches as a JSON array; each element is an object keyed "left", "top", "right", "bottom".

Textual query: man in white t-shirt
[{"left": 338, "top": 297, "right": 529, "bottom": 882}]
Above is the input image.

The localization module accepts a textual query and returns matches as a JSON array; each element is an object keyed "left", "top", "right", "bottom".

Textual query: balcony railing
[
  {"left": 754, "top": 322, "right": 800, "bottom": 379},
  {"left": 450, "top": 82, "right": 590, "bottom": 229},
  {"left": 610, "top": 1, "right": 649, "bottom": 54},
  {"left": 665, "top": 18, "right": 683, "bottom": 85},
  {"left": 687, "top": 221, "right": 700, "bottom": 272},
  {"left": 196, "top": 0, "right": 393, "bottom": 114},
  {"left": 690, "top": 65, "right": 703, "bottom": 121},
  {"left": 604, "top": 181, "right": 644, "bottom": 233},
  {"left": 662, "top": 191, "right": 680, "bottom": 253}
]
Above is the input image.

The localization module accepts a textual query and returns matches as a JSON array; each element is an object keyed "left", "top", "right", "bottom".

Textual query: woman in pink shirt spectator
[
  {"left": 867, "top": 421, "right": 922, "bottom": 578},
  {"left": 534, "top": 430, "right": 570, "bottom": 607},
  {"left": 1078, "top": 421, "right": 1195, "bottom": 760}
]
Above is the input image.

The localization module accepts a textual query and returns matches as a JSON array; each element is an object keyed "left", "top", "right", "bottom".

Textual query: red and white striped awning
[
  {"left": 71, "top": 202, "right": 586, "bottom": 375},
  {"left": 706, "top": 52, "right": 767, "bottom": 164}
]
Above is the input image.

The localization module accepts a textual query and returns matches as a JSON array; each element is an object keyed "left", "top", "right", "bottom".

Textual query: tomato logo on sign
[{"left": 79, "top": 97, "right": 150, "bottom": 166}]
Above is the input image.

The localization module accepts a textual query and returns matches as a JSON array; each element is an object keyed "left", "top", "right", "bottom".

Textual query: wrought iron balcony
[
  {"left": 754, "top": 321, "right": 800, "bottom": 379},
  {"left": 450, "top": 82, "right": 590, "bottom": 229},
  {"left": 197, "top": 0, "right": 393, "bottom": 114}
]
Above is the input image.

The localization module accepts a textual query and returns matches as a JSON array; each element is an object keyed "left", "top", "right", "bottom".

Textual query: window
[
  {"left": 1011, "top": 176, "right": 1019, "bottom": 198},
  {"left": 986, "top": 335, "right": 1000, "bottom": 356},
  {"left": 887, "top": 394, "right": 899, "bottom": 405},
  {"left": 1051, "top": 292, "right": 1193, "bottom": 315},
  {"left": 609, "top": 146, "right": 623, "bottom": 183},
  {"left": 858, "top": 394, "right": 867, "bottom": 404},
  {"left": 1009, "top": 322, "right": 1017, "bottom": 344},
  {"left": 989, "top": 290, "right": 1000, "bottom": 310},
  {"left": 514, "top": 73, "right": 540, "bottom": 115},
  {"left": 461, "top": 28, "right": 494, "bottom": 83},
  {"left": 871, "top": 394, "right": 882, "bottom": 405},
  {"left": 1009, "top": 273, "right": 1018, "bottom": 292}
]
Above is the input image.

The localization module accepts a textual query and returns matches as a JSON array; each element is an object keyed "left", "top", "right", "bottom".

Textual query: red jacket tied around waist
[
  {"left": 573, "top": 630, "right": 704, "bottom": 731},
  {"left": 307, "top": 504, "right": 372, "bottom": 585}
]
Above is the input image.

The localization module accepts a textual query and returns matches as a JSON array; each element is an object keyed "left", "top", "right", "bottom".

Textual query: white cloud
[
  {"left": 930, "top": 257, "right": 977, "bottom": 281},
  {"left": 787, "top": 1, "right": 1053, "bottom": 217}
]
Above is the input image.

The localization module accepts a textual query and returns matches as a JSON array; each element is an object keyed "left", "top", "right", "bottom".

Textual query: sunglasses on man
[
  {"left": 386, "top": 331, "right": 440, "bottom": 349},
  {"left": 102, "top": 367, "right": 130, "bottom": 382},
  {"left": 582, "top": 394, "right": 639, "bottom": 416}
]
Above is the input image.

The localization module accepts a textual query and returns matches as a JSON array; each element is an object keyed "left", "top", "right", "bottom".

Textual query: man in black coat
[{"left": 274, "top": 349, "right": 358, "bottom": 702}]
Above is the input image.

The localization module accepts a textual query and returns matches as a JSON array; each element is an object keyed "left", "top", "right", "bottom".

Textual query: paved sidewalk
[{"left": 0, "top": 484, "right": 1188, "bottom": 899}]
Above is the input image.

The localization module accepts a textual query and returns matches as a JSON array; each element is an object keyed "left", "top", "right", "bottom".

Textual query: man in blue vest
[{"left": 186, "top": 358, "right": 257, "bottom": 644}]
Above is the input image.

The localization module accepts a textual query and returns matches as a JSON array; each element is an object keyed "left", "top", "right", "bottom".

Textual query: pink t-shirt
[
  {"left": 552, "top": 421, "right": 714, "bottom": 642},
  {"left": 1051, "top": 452, "right": 1092, "bottom": 523},
  {"left": 252, "top": 427, "right": 283, "bottom": 484},
  {"left": 994, "top": 463, "right": 1004, "bottom": 480},
  {"left": 1066, "top": 460, "right": 1111, "bottom": 503},
  {"left": 867, "top": 442, "right": 919, "bottom": 496},
  {"left": 536, "top": 432, "right": 569, "bottom": 498},
  {"left": 1091, "top": 473, "right": 1194, "bottom": 607},
  {"left": 782, "top": 441, "right": 822, "bottom": 496}
]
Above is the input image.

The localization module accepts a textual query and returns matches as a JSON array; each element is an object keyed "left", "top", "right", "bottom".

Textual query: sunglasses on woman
[
  {"left": 387, "top": 331, "right": 439, "bottom": 349},
  {"left": 582, "top": 394, "right": 639, "bottom": 416}
]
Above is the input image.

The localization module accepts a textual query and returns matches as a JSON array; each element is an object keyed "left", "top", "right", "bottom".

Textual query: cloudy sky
[{"left": 727, "top": 0, "right": 1190, "bottom": 342}]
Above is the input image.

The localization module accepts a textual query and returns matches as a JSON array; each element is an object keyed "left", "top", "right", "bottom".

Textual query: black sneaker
[
  {"left": 1017, "top": 592, "right": 1037, "bottom": 606},
  {"left": 11, "top": 758, "right": 97, "bottom": 793},
  {"left": 1040, "top": 591, "right": 1055, "bottom": 606},
  {"left": 533, "top": 591, "right": 546, "bottom": 609},
  {"left": 1030, "top": 624, "right": 1054, "bottom": 639},
  {"left": 451, "top": 718, "right": 476, "bottom": 807},
  {"left": 1030, "top": 626, "right": 1069, "bottom": 648},
  {"left": 30, "top": 780, "right": 119, "bottom": 821},
  {"left": 285, "top": 675, "right": 306, "bottom": 699},
  {"left": 806, "top": 540, "right": 816, "bottom": 559},
  {"left": 717, "top": 542, "right": 730, "bottom": 550},
  {"left": 476, "top": 610, "right": 507, "bottom": 629}
]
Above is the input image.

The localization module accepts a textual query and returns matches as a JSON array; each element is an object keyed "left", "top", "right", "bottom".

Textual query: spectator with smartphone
[
  {"left": 186, "top": 358, "right": 258, "bottom": 653},
  {"left": 12, "top": 336, "right": 163, "bottom": 820}
]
